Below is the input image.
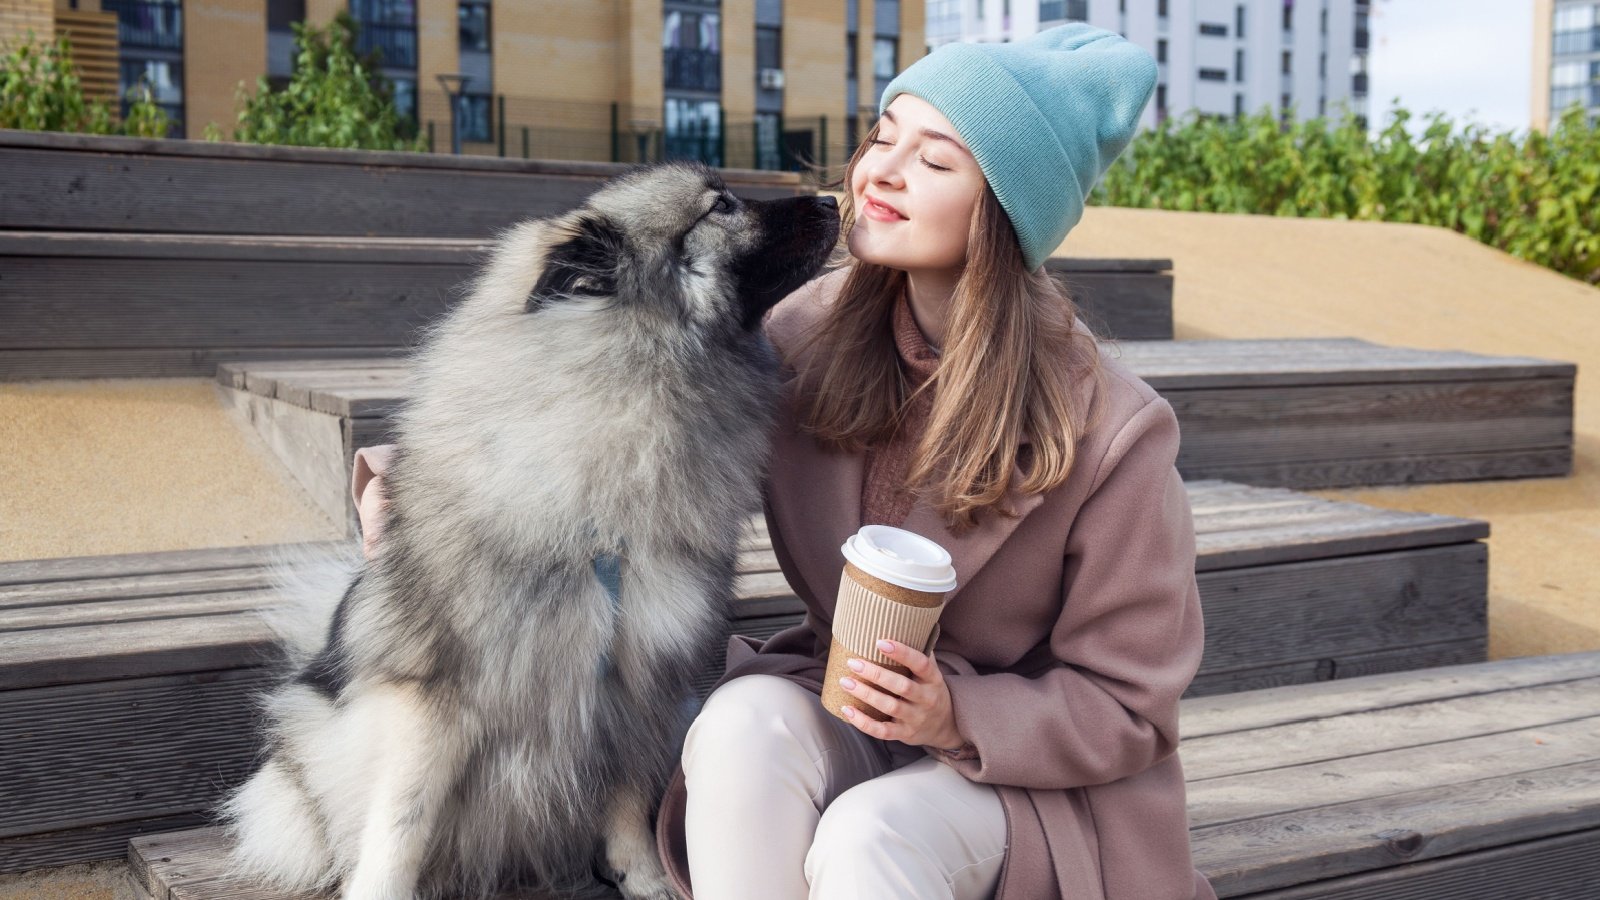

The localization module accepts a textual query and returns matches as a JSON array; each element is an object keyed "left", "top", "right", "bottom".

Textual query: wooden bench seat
[
  {"left": 0, "top": 232, "right": 1172, "bottom": 379},
  {"left": 0, "top": 482, "right": 1488, "bottom": 872},
  {"left": 123, "top": 651, "right": 1600, "bottom": 898}
]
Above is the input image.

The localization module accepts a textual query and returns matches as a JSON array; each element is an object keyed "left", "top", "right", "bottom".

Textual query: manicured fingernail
[
  {"left": 842, "top": 706, "right": 855, "bottom": 717},
  {"left": 847, "top": 658, "right": 864, "bottom": 672},
  {"left": 839, "top": 677, "right": 856, "bottom": 689},
  {"left": 877, "top": 639, "right": 894, "bottom": 652}
]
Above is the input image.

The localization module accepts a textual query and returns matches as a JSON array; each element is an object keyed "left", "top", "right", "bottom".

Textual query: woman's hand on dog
[{"left": 837, "top": 639, "right": 967, "bottom": 752}]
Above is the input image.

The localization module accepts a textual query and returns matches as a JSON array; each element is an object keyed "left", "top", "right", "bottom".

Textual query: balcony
[
  {"left": 665, "top": 47, "right": 721, "bottom": 93},
  {"left": 354, "top": 23, "right": 417, "bottom": 70},
  {"left": 102, "top": 0, "right": 182, "bottom": 52}
]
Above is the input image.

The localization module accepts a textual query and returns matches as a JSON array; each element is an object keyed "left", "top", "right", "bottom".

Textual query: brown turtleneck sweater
[{"left": 859, "top": 288, "right": 942, "bottom": 529}]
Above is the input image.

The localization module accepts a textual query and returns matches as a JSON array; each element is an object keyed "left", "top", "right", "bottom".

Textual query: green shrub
[
  {"left": 0, "top": 29, "right": 172, "bottom": 137},
  {"left": 1095, "top": 98, "right": 1600, "bottom": 285},
  {"left": 204, "top": 11, "right": 425, "bottom": 152}
]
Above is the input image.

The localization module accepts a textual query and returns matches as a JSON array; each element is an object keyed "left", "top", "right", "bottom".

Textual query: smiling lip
[{"left": 862, "top": 195, "right": 907, "bottom": 222}]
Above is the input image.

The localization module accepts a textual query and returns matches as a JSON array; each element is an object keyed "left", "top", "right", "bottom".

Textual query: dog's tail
[{"left": 258, "top": 538, "right": 364, "bottom": 669}]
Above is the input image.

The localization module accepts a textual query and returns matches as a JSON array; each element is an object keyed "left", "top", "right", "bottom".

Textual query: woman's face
[{"left": 848, "top": 93, "right": 986, "bottom": 273}]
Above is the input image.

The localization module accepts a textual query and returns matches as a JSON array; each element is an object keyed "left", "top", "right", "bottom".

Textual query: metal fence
[{"left": 423, "top": 96, "right": 874, "bottom": 181}]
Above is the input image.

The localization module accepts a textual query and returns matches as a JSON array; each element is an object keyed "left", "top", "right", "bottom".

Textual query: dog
[{"left": 220, "top": 160, "right": 840, "bottom": 900}]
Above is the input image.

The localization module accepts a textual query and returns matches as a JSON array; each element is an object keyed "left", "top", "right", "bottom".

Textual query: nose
[{"left": 817, "top": 194, "right": 838, "bottom": 209}]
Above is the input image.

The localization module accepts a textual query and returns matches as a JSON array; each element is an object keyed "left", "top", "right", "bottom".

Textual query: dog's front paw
[{"left": 598, "top": 858, "right": 680, "bottom": 900}]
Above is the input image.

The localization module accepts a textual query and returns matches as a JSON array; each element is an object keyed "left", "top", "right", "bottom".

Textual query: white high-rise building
[{"left": 924, "top": 0, "right": 1371, "bottom": 131}]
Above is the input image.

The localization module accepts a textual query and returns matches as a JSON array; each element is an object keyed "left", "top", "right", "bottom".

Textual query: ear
[{"left": 525, "top": 215, "right": 624, "bottom": 312}]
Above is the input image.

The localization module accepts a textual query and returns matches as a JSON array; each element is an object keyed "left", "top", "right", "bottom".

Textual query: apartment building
[
  {"left": 1532, "top": 0, "right": 1600, "bottom": 133},
  {"left": 0, "top": 0, "right": 925, "bottom": 170},
  {"left": 926, "top": 0, "right": 1370, "bottom": 131}
]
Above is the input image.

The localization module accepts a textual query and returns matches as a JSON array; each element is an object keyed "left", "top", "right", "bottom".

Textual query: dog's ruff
[{"left": 219, "top": 162, "right": 840, "bottom": 900}]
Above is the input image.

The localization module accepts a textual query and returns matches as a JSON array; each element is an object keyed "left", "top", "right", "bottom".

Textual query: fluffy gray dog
[{"left": 220, "top": 161, "right": 840, "bottom": 900}]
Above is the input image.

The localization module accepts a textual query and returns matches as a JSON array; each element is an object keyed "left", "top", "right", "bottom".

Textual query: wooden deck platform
[
  {"left": 0, "top": 232, "right": 1174, "bottom": 379},
  {"left": 0, "top": 482, "right": 1488, "bottom": 872},
  {"left": 122, "top": 651, "right": 1600, "bottom": 899}
]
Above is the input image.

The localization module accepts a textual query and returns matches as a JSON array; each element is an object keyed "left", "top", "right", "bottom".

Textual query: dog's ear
[{"left": 525, "top": 215, "right": 624, "bottom": 312}]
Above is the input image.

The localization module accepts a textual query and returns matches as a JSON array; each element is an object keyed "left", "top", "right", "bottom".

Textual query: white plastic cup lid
[{"left": 840, "top": 525, "right": 958, "bottom": 593}]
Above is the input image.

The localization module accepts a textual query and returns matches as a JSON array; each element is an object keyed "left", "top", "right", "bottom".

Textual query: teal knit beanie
[{"left": 878, "top": 23, "right": 1157, "bottom": 272}]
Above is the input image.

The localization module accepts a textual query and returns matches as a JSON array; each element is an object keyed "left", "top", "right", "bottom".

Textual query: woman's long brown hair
[{"left": 785, "top": 120, "right": 1109, "bottom": 536}]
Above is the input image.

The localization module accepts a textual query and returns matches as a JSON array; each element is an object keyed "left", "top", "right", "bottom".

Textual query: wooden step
[
  {"left": 0, "top": 231, "right": 1173, "bottom": 379},
  {"left": 0, "top": 128, "right": 807, "bottom": 239},
  {"left": 123, "top": 651, "right": 1600, "bottom": 899},
  {"left": 0, "top": 482, "right": 1487, "bottom": 872},
  {"left": 217, "top": 337, "right": 1574, "bottom": 522}
]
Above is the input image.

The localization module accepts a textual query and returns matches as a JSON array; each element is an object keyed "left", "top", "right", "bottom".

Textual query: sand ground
[{"left": 1, "top": 205, "right": 1596, "bottom": 894}]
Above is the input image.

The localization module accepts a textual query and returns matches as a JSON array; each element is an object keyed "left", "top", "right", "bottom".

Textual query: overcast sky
[{"left": 1366, "top": 0, "right": 1535, "bottom": 140}]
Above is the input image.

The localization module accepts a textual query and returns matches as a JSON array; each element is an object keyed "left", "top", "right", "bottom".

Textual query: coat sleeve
[{"left": 928, "top": 394, "right": 1206, "bottom": 790}]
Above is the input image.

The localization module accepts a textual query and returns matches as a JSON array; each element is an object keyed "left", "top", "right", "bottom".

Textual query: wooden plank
[
  {"left": 1180, "top": 676, "right": 1600, "bottom": 781},
  {"left": 0, "top": 231, "right": 491, "bottom": 264},
  {"left": 0, "top": 347, "right": 404, "bottom": 382},
  {"left": 2, "top": 812, "right": 210, "bottom": 876},
  {"left": 0, "top": 669, "right": 269, "bottom": 840},
  {"left": 1187, "top": 715, "right": 1600, "bottom": 829},
  {"left": 0, "top": 589, "right": 273, "bottom": 631},
  {"left": 0, "top": 569, "right": 274, "bottom": 608},
  {"left": 1185, "top": 638, "right": 1487, "bottom": 699},
  {"left": 0, "top": 128, "right": 806, "bottom": 183},
  {"left": 1185, "top": 446, "right": 1574, "bottom": 490},
  {"left": 1182, "top": 650, "right": 1600, "bottom": 739},
  {"left": 0, "top": 141, "right": 806, "bottom": 240},
  {"left": 0, "top": 543, "right": 335, "bottom": 587},
  {"left": 1230, "top": 827, "right": 1600, "bottom": 900},
  {"left": 1193, "top": 543, "right": 1485, "bottom": 672},
  {"left": 1115, "top": 339, "right": 1576, "bottom": 387},
  {"left": 0, "top": 612, "right": 281, "bottom": 691},
  {"left": 1191, "top": 759, "right": 1600, "bottom": 896}
]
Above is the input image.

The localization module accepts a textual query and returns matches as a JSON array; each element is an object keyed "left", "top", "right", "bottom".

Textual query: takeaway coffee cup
[{"left": 821, "top": 525, "right": 958, "bottom": 724}]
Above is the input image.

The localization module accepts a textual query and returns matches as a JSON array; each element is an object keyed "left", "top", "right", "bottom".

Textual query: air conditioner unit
[{"left": 759, "top": 68, "right": 785, "bottom": 90}]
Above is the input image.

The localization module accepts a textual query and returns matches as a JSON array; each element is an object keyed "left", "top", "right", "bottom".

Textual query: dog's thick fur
[{"left": 220, "top": 161, "right": 839, "bottom": 900}]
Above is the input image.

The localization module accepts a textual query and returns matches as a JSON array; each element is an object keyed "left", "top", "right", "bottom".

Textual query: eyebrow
[{"left": 879, "top": 109, "right": 971, "bottom": 156}]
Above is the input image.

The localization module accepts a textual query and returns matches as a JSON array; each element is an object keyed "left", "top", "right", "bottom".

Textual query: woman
[{"left": 354, "top": 23, "right": 1213, "bottom": 900}]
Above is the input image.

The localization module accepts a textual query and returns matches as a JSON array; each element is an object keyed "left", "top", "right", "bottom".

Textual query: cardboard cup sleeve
[{"left": 821, "top": 561, "right": 949, "bottom": 723}]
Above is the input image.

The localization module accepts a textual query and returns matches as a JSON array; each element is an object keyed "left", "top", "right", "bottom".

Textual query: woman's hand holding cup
[{"left": 837, "top": 637, "right": 966, "bottom": 752}]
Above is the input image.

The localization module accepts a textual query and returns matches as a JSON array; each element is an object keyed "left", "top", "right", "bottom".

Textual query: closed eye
[{"left": 867, "top": 138, "right": 950, "bottom": 172}]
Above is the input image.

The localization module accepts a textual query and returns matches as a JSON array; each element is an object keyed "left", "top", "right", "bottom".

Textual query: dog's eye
[{"left": 710, "top": 195, "right": 735, "bottom": 214}]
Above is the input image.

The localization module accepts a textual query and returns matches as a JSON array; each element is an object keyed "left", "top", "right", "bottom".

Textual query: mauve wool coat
[{"left": 652, "top": 266, "right": 1217, "bottom": 900}]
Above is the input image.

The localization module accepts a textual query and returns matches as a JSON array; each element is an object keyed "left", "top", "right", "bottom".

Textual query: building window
[
  {"left": 1235, "top": 48, "right": 1244, "bottom": 81},
  {"left": 873, "top": 36, "right": 897, "bottom": 81},
  {"left": 1199, "top": 22, "right": 1227, "bottom": 37},
  {"left": 1235, "top": 4, "right": 1245, "bottom": 38},
  {"left": 388, "top": 74, "right": 416, "bottom": 123},
  {"left": 351, "top": 0, "right": 418, "bottom": 68},
  {"left": 1234, "top": 92, "right": 1243, "bottom": 119},
  {"left": 663, "top": 8, "right": 721, "bottom": 93},
  {"left": 1281, "top": 50, "right": 1291, "bottom": 74},
  {"left": 1199, "top": 67, "right": 1228, "bottom": 82},
  {"left": 664, "top": 96, "right": 722, "bottom": 166},
  {"left": 104, "top": 0, "right": 185, "bottom": 136},
  {"left": 755, "top": 111, "right": 782, "bottom": 170},
  {"left": 1156, "top": 38, "right": 1166, "bottom": 63},
  {"left": 1320, "top": 8, "right": 1327, "bottom": 34},
  {"left": 1040, "top": 0, "right": 1086, "bottom": 21},
  {"left": 459, "top": 0, "right": 490, "bottom": 53},
  {"left": 1319, "top": 51, "right": 1325, "bottom": 78},
  {"left": 758, "top": 25, "right": 782, "bottom": 74},
  {"left": 1155, "top": 83, "right": 1166, "bottom": 113},
  {"left": 459, "top": 92, "right": 491, "bottom": 142},
  {"left": 1158, "top": 0, "right": 1168, "bottom": 19},
  {"left": 1282, "top": 2, "right": 1291, "bottom": 31},
  {"left": 1553, "top": 3, "right": 1600, "bottom": 55}
]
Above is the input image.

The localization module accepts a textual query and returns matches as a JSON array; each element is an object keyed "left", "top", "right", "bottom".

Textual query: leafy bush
[
  {"left": 1095, "top": 98, "right": 1600, "bottom": 285},
  {"left": 0, "top": 29, "right": 172, "bottom": 137},
  {"left": 203, "top": 11, "right": 425, "bottom": 152}
]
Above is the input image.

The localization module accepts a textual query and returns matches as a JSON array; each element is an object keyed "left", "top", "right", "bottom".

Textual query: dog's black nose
[{"left": 817, "top": 194, "right": 838, "bottom": 208}]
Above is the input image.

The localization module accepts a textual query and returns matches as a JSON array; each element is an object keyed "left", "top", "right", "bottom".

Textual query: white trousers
[{"left": 681, "top": 673, "right": 1008, "bottom": 900}]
